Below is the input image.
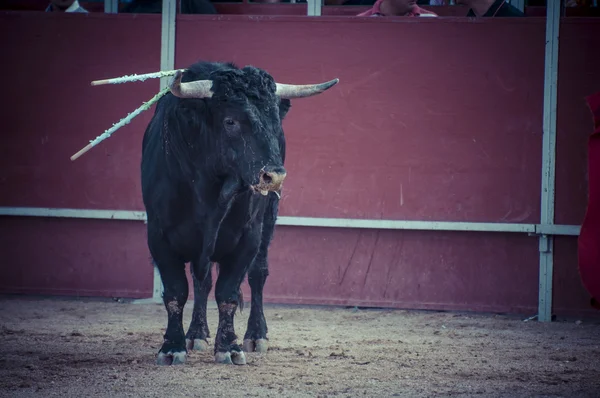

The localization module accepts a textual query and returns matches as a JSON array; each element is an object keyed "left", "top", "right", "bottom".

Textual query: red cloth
[
  {"left": 357, "top": 0, "right": 437, "bottom": 17},
  {"left": 578, "top": 90, "right": 600, "bottom": 310}
]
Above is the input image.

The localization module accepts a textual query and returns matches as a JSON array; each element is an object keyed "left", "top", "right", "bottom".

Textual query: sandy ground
[{"left": 0, "top": 296, "right": 599, "bottom": 398}]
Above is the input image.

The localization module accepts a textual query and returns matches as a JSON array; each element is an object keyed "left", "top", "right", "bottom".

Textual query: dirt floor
[{"left": 0, "top": 296, "right": 599, "bottom": 398}]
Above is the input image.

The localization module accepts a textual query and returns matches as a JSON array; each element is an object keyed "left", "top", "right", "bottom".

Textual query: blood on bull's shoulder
[{"left": 140, "top": 60, "right": 338, "bottom": 366}]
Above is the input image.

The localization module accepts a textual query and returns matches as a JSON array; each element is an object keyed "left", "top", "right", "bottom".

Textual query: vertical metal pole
[
  {"left": 104, "top": 0, "right": 118, "bottom": 13},
  {"left": 160, "top": 0, "right": 177, "bottom": 90},
  {"left": 151, "top": 0, "right": 177, "bottom": 303},
  {"left": 538, "top": 0, "right": 560, "bottom": 322},
  {"left": 306, "top": 0, "right": 322, "bottom": 16}
]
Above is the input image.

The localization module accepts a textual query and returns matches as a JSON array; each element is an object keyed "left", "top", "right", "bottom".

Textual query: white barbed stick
[
  {"left": 90, "top": 69, "right": 185, "bottom": 86},
  {"left": 71, "top": 87, "right": 171, "bottom": 161}
]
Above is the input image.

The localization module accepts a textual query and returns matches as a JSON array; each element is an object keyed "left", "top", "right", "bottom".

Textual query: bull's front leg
[
  {"left": 243, "top": 192, "right": 279, "bottom": 353},
  {"left": 186, "top": 178, "right": 238, "bottom": 352},
  {"left": 185, "top": 263, "right": 212, "bottom": 352},
  {"left": 243, "top": 257, "right": 269, "bottom": 353},
  {"left": 213, "top": 229, "right": 261, "bottom": 365},
  {"left": 148, "top": 231, "right": 189, "bottom": 366}
]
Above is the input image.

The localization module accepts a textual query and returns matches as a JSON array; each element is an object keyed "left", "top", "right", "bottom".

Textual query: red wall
[
  {"left": 0, "top": 12, "right": 598, "bottom": 318},
  {"left": 0, "top": 11, "right": 160, "bottom": 296},
  {"left": 173, "top": 15, "right": 547, "bottom": 224}
]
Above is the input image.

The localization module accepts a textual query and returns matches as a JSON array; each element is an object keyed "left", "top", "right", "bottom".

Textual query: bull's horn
[
  {"left": 275, "top": 78, "right": 340, "bottom": 99},
  {"left": 168, "top": 70, "right": 214, "bottom": 99}
]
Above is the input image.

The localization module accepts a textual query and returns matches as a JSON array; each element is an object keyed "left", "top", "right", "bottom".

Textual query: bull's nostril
[{"left": 262, "top": 173, "right": 273, "bottom": 184}]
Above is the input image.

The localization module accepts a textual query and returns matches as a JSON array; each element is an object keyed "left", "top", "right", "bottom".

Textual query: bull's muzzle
[{"left": 253, "top": 166, "right": 287, "bottom": 196}]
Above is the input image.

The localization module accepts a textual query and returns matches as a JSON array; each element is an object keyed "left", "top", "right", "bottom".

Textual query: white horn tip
[{"left": 323, "top": 78, "right": 340, "bottom": 89}]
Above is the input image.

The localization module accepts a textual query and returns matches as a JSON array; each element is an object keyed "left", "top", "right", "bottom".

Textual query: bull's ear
[{"left": 278, "top": 98, "right": 291, "bottom": 120}]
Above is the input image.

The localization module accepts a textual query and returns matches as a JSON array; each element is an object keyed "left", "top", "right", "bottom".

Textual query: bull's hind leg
[
  {"left": 152, "top": 256, "right": 189, "bottom": 366},
  {"left": 185, "top": 262, "right": 213, "bottom": 352}
]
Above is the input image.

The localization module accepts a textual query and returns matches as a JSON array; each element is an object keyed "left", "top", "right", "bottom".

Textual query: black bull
[{"left": 140, "top": 61, "right": 338, "bottom": 365}]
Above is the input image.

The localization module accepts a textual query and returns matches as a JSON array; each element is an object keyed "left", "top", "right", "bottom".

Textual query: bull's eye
[{"left": 223, "top": 117, "right": 240, "bottom": 137}]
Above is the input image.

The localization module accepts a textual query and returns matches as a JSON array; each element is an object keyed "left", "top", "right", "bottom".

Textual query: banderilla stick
[
  {"left": 90, "top": 69, "right": 185, "bottom": 86},
  {"left": 70, "top": 86, "right": 170, "bottom": 161}
]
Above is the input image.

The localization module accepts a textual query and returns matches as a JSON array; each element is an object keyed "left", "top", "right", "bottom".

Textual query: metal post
[
  {"left": 538, "top": 0, "right": 560, "bottom": 322},
  {"left": 104, "top": 0, "right": 118, "bottom": 13},
  {"left": 160, "top": 0, "right": 177, "bottom": 91},
  {"left": 138, "top": 0, "right": 177, "bottom": 304},
  {"left": 306, "top": 0, "right": 322, "bottom": 16}
]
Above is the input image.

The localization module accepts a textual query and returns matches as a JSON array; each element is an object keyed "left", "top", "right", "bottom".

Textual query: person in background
[
  {"left": 456, "top": 0, "right": 524, "bottom": 16},
  {"left": 357, "top": 0, "right": 438, "bottom": 16},
  {"left": 46, "top": 0, "right": 88, "bottom": 12},
  {"left": 121, "top": 0, "right": 216, "bottom": 14},
  {"left": 566, "top": 0, "right": 594, "bottom": 5}
]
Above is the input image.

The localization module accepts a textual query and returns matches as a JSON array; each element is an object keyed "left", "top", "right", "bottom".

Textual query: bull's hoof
[
  {"left": 186, "top": 338, "right": 210, "bottom": 352},
  {"left": 215, "top": 350, "right": 246, "bottom": 365},
  {"left": 157, "top": 350, "right": 187, "bottom": 366},
  {"left": 243, "top": 338, "right": 268, "bottom": 353}
]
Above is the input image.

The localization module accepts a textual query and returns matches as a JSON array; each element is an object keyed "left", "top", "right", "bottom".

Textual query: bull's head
[{"left": 168, "top": 66, "right": 338, "bottom": 196}]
